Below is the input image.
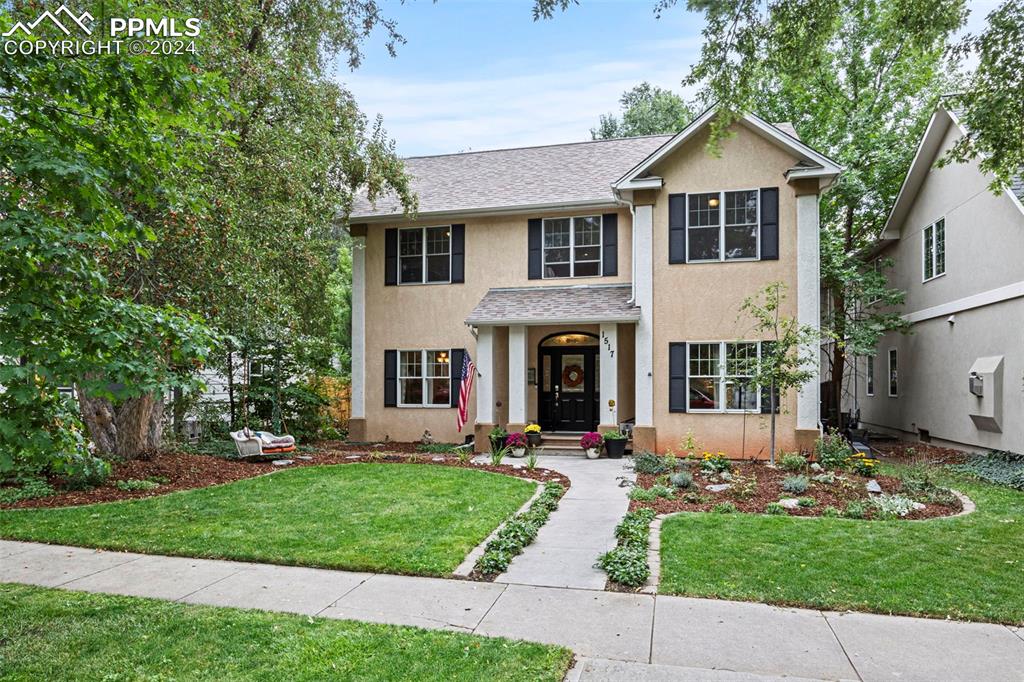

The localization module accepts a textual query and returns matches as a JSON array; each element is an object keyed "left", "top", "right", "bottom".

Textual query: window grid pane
[
  {"left": 688, "top": 193, "right": 719, "bottom": 227},
  {"left": 426, "top": 227, "right": 450, "bottom": 256},
  {"left": 866, "top": 356, "right": 875, "bottom": 395},
  {"left": 935, "top": 219, "right": 945, "bottom": 275},
  {"left": 923, "top": 225, "right": 934, "bottom": 280}
]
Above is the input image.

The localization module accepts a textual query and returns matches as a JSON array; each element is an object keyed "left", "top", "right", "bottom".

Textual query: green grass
[
  {"left": 0, "top": 464, "right": 536, "bottom": 576},
  {"left": 659, "top": 471, "right": 1024, "bottom": 625},
  {"left": 0, "top": 584, "right": 572, "bottom": 681}
]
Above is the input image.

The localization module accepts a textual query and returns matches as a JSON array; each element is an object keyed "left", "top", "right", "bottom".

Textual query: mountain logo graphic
[{"left": 3, "top": 5, "right": 95, "bottom": 37}]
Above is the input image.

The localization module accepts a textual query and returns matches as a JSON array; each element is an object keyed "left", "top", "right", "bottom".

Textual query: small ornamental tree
[{"left": 739, "top": 283, "right": 820, "bottom": 465}]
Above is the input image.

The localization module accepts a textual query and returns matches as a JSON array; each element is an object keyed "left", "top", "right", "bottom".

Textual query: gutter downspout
[{"left": 613, "top": 186, "right": 637, "bottom": 305}]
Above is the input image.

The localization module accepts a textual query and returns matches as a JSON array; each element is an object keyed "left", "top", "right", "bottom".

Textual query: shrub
[
  {"left": 579, "top": 432, "right": 603, "bottom": 450},
  {"left": 701, "top": 451, "right": 731, "bottom": 474},
  {"left": 0, "top": 478, "right": 55, "bottom": 505},
  {"left": 821, "top": 505, "right": 841, "bottom": 518},
  {"left": 682, "top": 491, "right": 711, "bottom": 504},
  {"left": 663, "top": 453, "right": 678, "bottom": 471},
  {"left": 781, "top": 475, "right": 810, "bottom": 494},
  {"left": 115, "top": 479, "right": 160, "bottom": 492},
  {"left": 797, "top": 496, "right": 816, "bottom": 508},
  {"left": 731, "top": 471, "right": 758, "bottom": 500},
  {"left": 764, "top": 501, "right": 787, "bottom": 515},
  {"left": 629, "top": 485, "right": 674, "bottom": 501},
  {"left": 813, "top": 472, "right": 838, "bottom": 484},
  {"left": 416, "top": 443, "right": 460, "bottom": 454},
  {"left": 632, "top": 451, "right": 669, "bottom": 475},
  {"left": 669, "top": 471, "right": 693, "bottom": 490},
  {"left": 597, "top": 545, "right": 649, "bottom": 587},
  {"left": 815, "top": 429, "right": 852, "bottom": 469},
  {"left": 60, "top": 454, "right": 111, "bottom": 490},
  {"left": 603, "top": 430, "right": 627, "bottom": 440},
  {"left": 843, "top": 500, "right": 867, "bottom": 519},
  {"left": 871, "top": 494, "right": 918, "bottom": 518},
  {"left": 779, "top": 452, "right": 806, "bottom": 472},
  {"left": 712, "top": 502, "right": 738, "bottom": 514},
  {"left": 949, "top": 450, "right": 1024, "bottom": 491}
]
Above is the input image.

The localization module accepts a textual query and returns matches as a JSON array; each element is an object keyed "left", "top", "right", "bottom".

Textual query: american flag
[{"left": 456, "top": 351, "right": 475, "bottom": 432}]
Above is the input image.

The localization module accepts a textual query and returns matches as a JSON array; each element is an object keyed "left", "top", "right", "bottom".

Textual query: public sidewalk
[{"left": 3, "top": 539, "right": 1023, "bottom": 681}]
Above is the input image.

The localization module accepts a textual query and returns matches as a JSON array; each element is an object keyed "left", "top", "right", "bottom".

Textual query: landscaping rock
[
  {"left": 297, "top": 455, "right": 313, "bottom": 461},
  {"left": 706, "top": 483, "right": 731, "bottom": 493},
  {"left": 345, "top": 455, "right": 361, "bottom": 460},
  {"left": 779, "top": 498, "right": 800, "bottom": 509},
  {"left": 431, "top": 457, "right": 445, "bottom": 462},
  {"left": 913, "top": 502, "right": 926, "bottom": 511},
  {"left": 810, "top": 463, "right": 823, "bottom": 472},
  {"left": 866, "top": 479, "right": 882, "bottom": 494},
  {"left": 272, "top": 459, "right": 293, "bottom": 467},
  {"left": 720, "top": 472, "right": 734, "bottom": 481}
]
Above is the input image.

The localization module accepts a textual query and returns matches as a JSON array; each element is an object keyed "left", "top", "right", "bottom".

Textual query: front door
[{"left": 539, "top": 347, "right": 598, "bottom": 432}]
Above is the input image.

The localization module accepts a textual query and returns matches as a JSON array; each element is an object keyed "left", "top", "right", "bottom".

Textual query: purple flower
[
  {"left": 580, "top": 432, "right": 603, "bottom": 449},
  {"left": 506, "top": 432, "right": 527, "bottom": 448}
]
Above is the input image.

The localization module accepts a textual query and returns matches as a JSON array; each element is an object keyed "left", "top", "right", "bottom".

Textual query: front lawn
[
  {"left": 659, "top": 471, "right": 1024, "bottom": 624},
  {"left": 0, "top": 464, "right": 536, "bottom": 576},
  {"left": 0, "top": 584, "right": 572, "bottom": 681}
]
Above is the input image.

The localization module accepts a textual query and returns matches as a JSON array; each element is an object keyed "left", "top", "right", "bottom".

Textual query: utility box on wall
[{"left": 968, "top": 356, "right": 1003, "bottom": 432}]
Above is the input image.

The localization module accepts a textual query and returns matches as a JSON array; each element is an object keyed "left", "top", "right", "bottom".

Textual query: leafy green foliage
[
  {"left": 591, "top": 82, "right": 694, "bottom": 139},
  {"left": 632, "top": 451, "right": 671, "bottom": 475},
  {"left": 843, "top": 500, "right": 868, "bottom": 519},
  {"left": 115, "top": 479, "right": 161, "bottom": 492},
  {"left": 764, "top": 502, "right": 787, "bottom": 515},
  {"left": 781, "top": 475, "right": 810, "bottom": 494},
  {"left": 599, "top": 508, "right": 656, "bottom": 587},
  {"left": 629, "top": 484, "right": 675, "bottom": 501},
  {"left": 669, "top": 471, "right": 693, "bottom": 490},
  {"left": 949, "top": 451, "right": 1024, "bottom": 491},
  {"left": 59, "top": 455, "right": 111, "bottom": 491},
  {"left": 797, "top": 497, "right": 816, "bottom": 508},
  {"left": 821, "top": 505, "right": 842, "bottom": 518},
  {"left": 477, "top": 482, "right": 564, "bottom": 575},
  {"left": 712, "top": 502, "right": 738, "bottom": 514},
  {"left": 815, "top": 430, "right": 853, "bottom": 469},
  {"left": 700, "top": 451, "right": 731, "bottom": 474},
  {"left": 416, "top": 443, "right": 462, "bottom": 454},
  {"left": 870, "top": 494, "right": 918, "bottom": 518},
  {"left": 779, "top": 453, "right": 806, "bottom": 472},
  {"left": 0, "top": 479, "right": 55, "bottom": 505}
]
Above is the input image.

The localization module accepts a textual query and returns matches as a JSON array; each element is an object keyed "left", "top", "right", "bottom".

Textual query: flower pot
[
  {"left": 526, "top": 433, "right": 542, "bottom": 447},
  {"left": 585, "top": 447, "right": 600, "bottom": 460},
  {"left": 604, "top": 439, "right": 627, "bottom": 459},
  {"left": 511, "top": 447, "right": 526, "bottom": 458},
  {"left": 489, "top": 436, "right": 506, "bottom": 453}
]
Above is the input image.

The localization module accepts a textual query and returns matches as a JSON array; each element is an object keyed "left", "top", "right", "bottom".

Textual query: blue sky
[{"left": 339, "top": 0, "right": 999, "bottom": 157}]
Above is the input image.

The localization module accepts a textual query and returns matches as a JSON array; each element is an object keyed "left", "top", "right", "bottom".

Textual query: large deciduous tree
[{"left": 591, "top": 82, "right": 694, "bottom": 139}]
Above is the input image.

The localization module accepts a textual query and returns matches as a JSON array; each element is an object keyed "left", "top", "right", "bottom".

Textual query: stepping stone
[
  {"left": 706, "top": 483, "right": 731, "bottom": 493},
  {"left": 866, "top": 479, "right": 882, "bottom": 494},
  {"left": 779, "top": 498, "right": 800, "bottom": 509},
  {"left": 272, "top": 459, "right": 293, "bottom": 466}
]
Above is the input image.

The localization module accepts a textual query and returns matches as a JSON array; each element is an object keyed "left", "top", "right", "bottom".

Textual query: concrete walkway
[
  {"left": 494, "top": 455, "right": 633, "bottom": 590},
  {"left": 3, "top": 539, "right": 1023, "bottom": 681}
]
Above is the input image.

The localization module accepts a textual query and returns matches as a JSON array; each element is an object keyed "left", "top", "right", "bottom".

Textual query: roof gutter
[{"left": 348, "top": 198, "right": 620, "bottom": 225}]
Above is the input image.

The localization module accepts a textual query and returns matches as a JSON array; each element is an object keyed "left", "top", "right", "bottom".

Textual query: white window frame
[
  {"left": 398, "top": 226, "right": 452, "bottom": 286},
  {"left": 865, "top": 355, "right": 875, "bottom": 397},
  {"left": 887, "top": 348, "right": 898, "bottom": 397},
  {"left": 922, "top": 217, "right": 945, "bottom": 282},
  {"left": 541, "top": 215, "right": 603, "bottom": 279},
  {"left": 686, "top": 189, "right": 760, "bottom": 263},
  {"left": 686, "top": 341, "right": 762, "bottom": 413},
  {"left": 397, "top": 349, "right": 452, "bottom": 408}
]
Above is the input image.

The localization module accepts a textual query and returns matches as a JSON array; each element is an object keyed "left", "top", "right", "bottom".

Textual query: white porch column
[
  {"left": 476, "top": 326, "right": 495, "bottom": 425},
  {"left": 350, "top": 236, "right": 366, "bottom": 420},
  {"left": 634, "top": 204, "right": 654, "bottom": 426},
  {"left": 508, "top": 324, "right": 528, "bottom": 426},
  {"left": 600, "top": 323, "right": 618, "bottom": 427},
  {"left": 796, "top": 193, "right": 821, "bottom": 431}
]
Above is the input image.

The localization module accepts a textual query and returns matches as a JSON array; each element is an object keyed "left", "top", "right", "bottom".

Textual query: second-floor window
[
  {"left": 400, "top": 226, "right": 451, "bottom": 284},
  {"left": 688, "top": 190, "right": 759, "bottom": 262},
  {"left": 922, "top": 218, "right": 945, "bottom": 281},
  {"left": 543, "top": 216, "right": 602, "bottom": 278}
]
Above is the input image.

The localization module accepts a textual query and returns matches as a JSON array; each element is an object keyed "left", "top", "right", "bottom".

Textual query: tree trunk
[
  {"left": 78, "top": 390, "right": 164, "bottom": 459},
  {"left": 826, "top": 204, "right": 857, "bottom": 430}
]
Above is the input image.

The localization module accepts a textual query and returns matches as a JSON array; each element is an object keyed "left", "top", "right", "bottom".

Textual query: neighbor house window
[
  {"left": 542, "top": 216, "right": 602, "bottom": 278},
  {"left": 865, "top": 355, "right": 875, "bottom": 396},
  {"left": 687, "top": 190, "right": 759, "bottom": 262},
  {"left": 398, "top": 350, "right": 451, "bottom": 406},
  {"left": 688, "top": 341, "right": 761, "bottom": 412},
  {"left": 399, "top": 226, "right": 451, "bottom": 284},
  {"left": 888, "top": 348, "right": 898, "bottom": 397},
  {"left": 922, "top": 218, "right": 945, "bottom": 281}
]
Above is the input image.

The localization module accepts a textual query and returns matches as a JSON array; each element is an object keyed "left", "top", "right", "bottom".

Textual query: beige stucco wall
[
  {"left": 647, "top": 122, "right": 804, "bottom": 455},
  {"left": 360, "top": 207, "right": 632, "bottom": 442}
]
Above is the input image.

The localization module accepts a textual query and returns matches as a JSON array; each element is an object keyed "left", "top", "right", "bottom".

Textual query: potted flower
[
  {"left": 506, "top": 432, "right": 528, "bottom": 458},
  {"left": 580, "top": 432, "right": 603, "bottom": 459},
  {"left": 488, "top": 425, "right": 508, "bottom": 454},
  {"left": 524, "top": 423, "right": 542, "bottom": 447},
  {"left": 602, "top": 430, "right": 628, "bottom": 459}
]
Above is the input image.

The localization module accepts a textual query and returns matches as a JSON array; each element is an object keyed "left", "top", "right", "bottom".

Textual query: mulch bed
[
  {"left": 873, "top": 441, "right": 970, "bottom": 465},
  {"left": 1, "top": 443, "right": 569, "bottom": 510},
  {"left": 630, "top": 461, "right": 962, "bottom": 520}
]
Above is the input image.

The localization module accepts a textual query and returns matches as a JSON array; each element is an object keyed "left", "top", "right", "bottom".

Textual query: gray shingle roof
[
  {"left": 1011, "top": 175, "right": 1024, "bottom": 204},
  {"left": 351, "top": 135, "right": 672, "bottom": 220},
  {"left": 465, "top": 284, "right": 639, "bottom": 326}
]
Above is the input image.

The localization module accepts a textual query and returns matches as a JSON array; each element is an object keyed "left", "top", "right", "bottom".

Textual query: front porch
[{"left": 465, "top": 284, "right": 647, "bottom": 452}]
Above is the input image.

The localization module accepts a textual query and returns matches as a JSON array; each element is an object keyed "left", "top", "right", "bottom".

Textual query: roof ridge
[{"left": 403, "top": 134, "right": 675, "bottom": 161}]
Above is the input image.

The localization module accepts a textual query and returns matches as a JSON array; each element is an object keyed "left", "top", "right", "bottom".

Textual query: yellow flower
[{"left": 524, "top": 424, "right": 541, "bottom": 434}]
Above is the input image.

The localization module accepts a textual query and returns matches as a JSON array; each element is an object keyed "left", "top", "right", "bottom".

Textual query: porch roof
[{"left": 465, "top": 284, "right": 639, "bottom": 326}]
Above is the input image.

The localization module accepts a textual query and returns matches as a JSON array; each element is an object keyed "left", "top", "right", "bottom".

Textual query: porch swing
[{"left": 230, "top": 342, "right": 297, "bottom": 459}]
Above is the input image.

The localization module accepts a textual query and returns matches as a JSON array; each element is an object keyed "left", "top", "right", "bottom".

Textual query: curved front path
[{"left": 488, "top": 455, "right": 634, "bottom": 590}]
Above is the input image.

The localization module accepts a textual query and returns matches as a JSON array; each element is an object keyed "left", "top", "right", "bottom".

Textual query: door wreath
[{"left": 562, "top": 364, "right": 584, "bottom": 388}]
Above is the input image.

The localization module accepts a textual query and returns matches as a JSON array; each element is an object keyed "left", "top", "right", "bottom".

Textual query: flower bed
[{"left": 628, "top": 457, "right": 962, "bottom": 520}]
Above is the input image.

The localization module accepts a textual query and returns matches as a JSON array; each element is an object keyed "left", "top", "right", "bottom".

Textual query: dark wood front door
[{"left": 539, "top": 347, "right": 598, "bottom": 432}]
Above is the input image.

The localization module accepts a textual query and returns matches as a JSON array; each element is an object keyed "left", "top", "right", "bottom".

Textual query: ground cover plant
[
  {"left": 0, "top": 464, "right": 536, "bottom": 576},
  {"left": 949, "top": 450, "right": 1024, "bottom": 491},
  {"left": 598, "top": 507, "right": 656, "bottom": 588},
  {"left": 476, "top": 482, "right": 565, "bottom": 576},
  {"left": 0, "top": 584, "right": 572, "bottom": 682},
  {"left": 658, "top": 467, "right": 1024, "bottom": 624}
]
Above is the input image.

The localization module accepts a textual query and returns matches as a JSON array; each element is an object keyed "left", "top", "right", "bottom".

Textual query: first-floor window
[
  {"left": 865, "top": 355, "right": 875, "bottom": 396},
  {"left": 888, "top": 349, "right": 898, "bottom": 397},
  {"left": 399, "top": 350, "right": 451, "bottom": 406},
  {"left": 688, "top": 341, "right": 761, "bottom": 412}
]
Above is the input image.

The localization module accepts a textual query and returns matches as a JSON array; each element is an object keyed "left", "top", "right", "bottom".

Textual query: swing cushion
[{"left": 261, "top": 445, "right": 296, "bottom": 454}]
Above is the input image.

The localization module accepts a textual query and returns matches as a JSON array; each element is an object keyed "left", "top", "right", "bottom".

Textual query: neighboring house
[
  {"left": 849, "top": 105, "right": 1024, "bottom": 453},
  {"left": 347, "top": 106, "right": 841, "bottom": 456}
]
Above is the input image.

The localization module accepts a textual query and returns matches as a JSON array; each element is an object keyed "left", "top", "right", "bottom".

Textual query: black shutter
[
  {"left": 451, "top": 224, "right": 465, "bottom": 283},
  {"left": 449, "top": 348, "right": 465, "bottom": 408},
  {"left": 669, "top": 342, "right": 688, "bottom": 413},
  {"left": 760, "top": 187, "right": 779, "bottom": 260},
  {"left": 669, "top": 193, "right": 687, "bottom": 264},
  {"left": 384, "top": 349, "right": 397, "bottom": 407},
  {"left": 602, "top": 213, "right": 618, "bottom": 276},
  {"left": 760, "top": 341, "right": 780, "bottom": 413},
  {"left": 528, "top": 218, "right": 542, "bottom": 279},
  {"left": 384, "top": 229, "right": 398, "bottom": 285}
]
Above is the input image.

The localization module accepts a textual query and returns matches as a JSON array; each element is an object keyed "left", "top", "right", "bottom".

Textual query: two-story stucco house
[
  {"left": 347, "top": 107, "right": 842, "bottom": 456},
  {"left": 849, "top": 106, "right": 1024, "bottom": 454}
]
